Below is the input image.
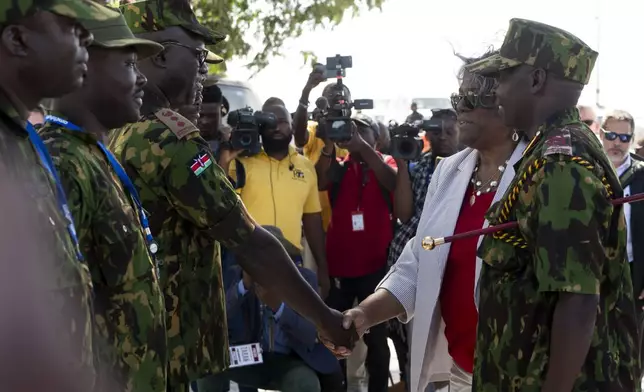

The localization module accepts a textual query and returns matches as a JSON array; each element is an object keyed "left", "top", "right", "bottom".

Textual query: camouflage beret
[
  {"left": 0, "top": 0, "right": 120, "bottom": 24},
  {"left": 118, "top": 0, "right": 225, "bottom": 45},
  {"left": 83, "top": 9, "right": 163, "bottom": 60},
  {"left": 465, "top": 18, "right": 598, "bottom": 85}
]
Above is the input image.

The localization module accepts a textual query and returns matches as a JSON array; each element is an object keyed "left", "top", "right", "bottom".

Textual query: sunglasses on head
[
  {"left": 602, "top": 129, "right": 633, "bottom": 143},
  {"left": 450, "top": 91, "right": 496, "bottom": 111}
]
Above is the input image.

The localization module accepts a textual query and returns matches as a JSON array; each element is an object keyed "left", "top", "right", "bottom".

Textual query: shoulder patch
[
  {"left": 543, "top": 127, "right": 573, "bottom": 157},
  {"left": 153, "top": 109, "right": 199, "bottom": 140}
]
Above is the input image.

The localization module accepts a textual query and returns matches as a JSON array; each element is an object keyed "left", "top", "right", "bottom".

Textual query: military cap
[
  {"left": 119, "top": 0, "right": 225, "bottom": 45},
  {"left": 262, "top": 226, "right": 300, "bottom": 258},
  {"left": 83, "top": 9, "right": 164, "bottom": 59},
  {"left": 0, "top": 0, "right": 120, "bottom": 24},
  {"left": 465, "top": 18, "right": 598, "bottom": 85}
]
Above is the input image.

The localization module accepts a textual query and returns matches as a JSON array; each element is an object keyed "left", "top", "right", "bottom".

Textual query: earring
[{"left": 512, "top": 130, "right": 519, "bottom": 142}]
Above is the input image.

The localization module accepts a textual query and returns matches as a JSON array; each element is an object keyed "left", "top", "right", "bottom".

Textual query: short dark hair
[
  {"left": 455, "top": 48, "right": 499, "bottom": 95},
  {"left": 202, "top": 85, "right": 222, "bottom": 104},
  {"left": 602, "top": 110, "right": 635, "bottom": 132},
  {"left": 430, "top": 108, "right": 457, "bottom": 121},
  {"left": 263, "top": 97, "right": 285, "bottom": 110}
]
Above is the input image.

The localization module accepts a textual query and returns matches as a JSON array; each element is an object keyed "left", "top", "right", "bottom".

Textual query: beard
[{"left": 262, "top": 136, "right": 291, "bottom": 154}]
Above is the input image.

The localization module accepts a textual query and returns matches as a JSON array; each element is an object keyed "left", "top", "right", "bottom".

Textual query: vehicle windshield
[{"left": 219, "top": 83, "right": 263, "bottom": 116}]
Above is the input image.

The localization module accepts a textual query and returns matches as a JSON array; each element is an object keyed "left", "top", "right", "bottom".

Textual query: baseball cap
[
  {"left": 0, "top": 0, "right": 120, "bottom": 24},
  {"left": 83, "top": 10, "right": 164, "bottom": 59},
  {"left": 119, "top": 0, "right": 225, "bottom": 45},
  {"left": 465, "top": 18, "right": 598, "bottom": 85}
]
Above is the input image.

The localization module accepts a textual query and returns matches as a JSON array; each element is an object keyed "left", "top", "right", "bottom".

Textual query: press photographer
[
  {"left": 217, "top": 104, "right": 331, "bottom": 298},
  {"left": 315, "top": 113, "right": 396, "bottom": 392}
]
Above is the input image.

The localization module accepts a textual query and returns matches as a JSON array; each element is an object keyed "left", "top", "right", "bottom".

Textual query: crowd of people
[{"left": 1, "top": 1, "right": 643, "bottom": 392}]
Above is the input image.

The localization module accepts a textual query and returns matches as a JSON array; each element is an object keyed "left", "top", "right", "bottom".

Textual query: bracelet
[{"left": 299, "top": 100, "right": 309, "bottom": 109}]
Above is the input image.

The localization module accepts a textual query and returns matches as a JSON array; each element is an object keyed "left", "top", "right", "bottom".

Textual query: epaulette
[
  {"left": 153, "top": 109, "right": 199, "bottom": 140},
  {"left": 542, "top": 127, "right": 573, "bottom": 157}
]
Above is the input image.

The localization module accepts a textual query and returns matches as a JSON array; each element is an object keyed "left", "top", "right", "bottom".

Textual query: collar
[
  {"left": 0, "top": 87, "right": 27, "bottom": 130},
  {"left": 536, "top": 107, "right": 581, "bottom": 135},
  {"left": 44, "top": 112, "right": 100, "bottom": 144},
  {"left": 140, "top": 85, "right": 172, "bottom": 116},
  {"left": 616, "top": 154, "right": 632, "bottom": 176}
]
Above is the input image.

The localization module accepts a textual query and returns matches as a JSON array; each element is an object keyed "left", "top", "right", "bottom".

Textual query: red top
[
  {"left": 326, "top": 155, "right": 397, "bottom": 277},
  {"left": 439, "top": 185, "right": 495, "bottom": 373}
]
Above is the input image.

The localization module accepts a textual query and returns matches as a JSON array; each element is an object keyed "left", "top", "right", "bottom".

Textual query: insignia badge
[
  {"left": 544, "top": 128, "right": 573, "bottom": 156},
  {"left": 190, "top": 153, "right": 213, "bottom": 176},
  {"left": 292, "top": 168, "right": 305, "bottom": 180}
]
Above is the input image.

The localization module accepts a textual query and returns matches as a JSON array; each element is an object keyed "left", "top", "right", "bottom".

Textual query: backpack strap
[
  {"left": 230, "top": 158, "right": 246, "bottom": 190},
  {"left": 328, "top": 159, "right": 348, "bottom": 208}
]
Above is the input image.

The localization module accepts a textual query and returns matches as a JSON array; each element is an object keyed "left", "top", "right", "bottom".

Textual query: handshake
[{"left": 318, "top": 306, "right": 372, "bottom": 358}]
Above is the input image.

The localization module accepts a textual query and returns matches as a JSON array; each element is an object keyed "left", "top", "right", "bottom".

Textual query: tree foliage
[{"left": 192, "top": 0, "right": 385, "bottom": 74}]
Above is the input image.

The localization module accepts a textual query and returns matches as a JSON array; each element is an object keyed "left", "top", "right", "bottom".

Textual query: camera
[
  {"left": 316, "top": 54, "right": 374, "bottom": 142},
  {"left": 226, "top": 107, "right": 276, "bottom": 156},
  {"left": 389, "top": 121, "right": 425, "bottom": 161}
]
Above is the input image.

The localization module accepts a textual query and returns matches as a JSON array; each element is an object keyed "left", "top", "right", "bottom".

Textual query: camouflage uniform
[
  {"left": 111, "top": 1, "right": 252, "bottom": 389},
  {"left": 0, "top": 0, "right": 119, "bottom": 386},
  {"left": 39, "top": 13, "right": 168, "bottom": 392},
  {"left": 466, "top": 19, "right": 640, "bottom": 391}
]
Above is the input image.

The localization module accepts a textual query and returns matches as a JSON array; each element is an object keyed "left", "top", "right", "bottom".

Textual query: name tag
[
  {"left": 229, "top": 343, "right": 263, "bottom": 368},
  {"left": 351, "top": 212, "right": 365, "bottom": 232}
]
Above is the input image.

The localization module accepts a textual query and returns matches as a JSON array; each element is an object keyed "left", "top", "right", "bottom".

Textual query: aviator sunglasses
[{"left": 450, "top": 91, "right": 496, "bottom": 111}]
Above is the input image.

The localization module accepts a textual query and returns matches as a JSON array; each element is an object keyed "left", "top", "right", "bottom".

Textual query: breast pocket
[{"left": 94, "top": 193, "right": 155, "bottom": 288}]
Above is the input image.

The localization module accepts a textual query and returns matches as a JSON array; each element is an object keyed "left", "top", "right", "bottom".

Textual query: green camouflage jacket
[
  {"left": 40, "top": 122, "right": 167, "bottom": 392},
  {"left": 0, "top": 93, "right": 94, "bottom": 379},
  {"left": 475, "top": 108, "right": 640, "bottom": 391},
  {"left": 108, "top": 95, "right": 254, "bottom": 384}
]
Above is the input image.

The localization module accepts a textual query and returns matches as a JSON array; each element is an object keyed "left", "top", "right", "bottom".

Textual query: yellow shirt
[
  {"left": 230, "top": 146, "right": 321, "bottom": 249},
  {"left": 303, "top": 122, "right": 348, "bottom": 231}
]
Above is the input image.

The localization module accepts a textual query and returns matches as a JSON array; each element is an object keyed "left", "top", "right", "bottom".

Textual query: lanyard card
[
  {"left": 229, "top": 342, "right": 263, "bottom": 368},
  {"left": 351, "top": 211, "right": 365, "bottom": 232}
]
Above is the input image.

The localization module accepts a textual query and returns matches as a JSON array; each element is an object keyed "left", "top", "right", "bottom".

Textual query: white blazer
[{"left": 377, "top": 141, "right": 527, "bottom": 392}]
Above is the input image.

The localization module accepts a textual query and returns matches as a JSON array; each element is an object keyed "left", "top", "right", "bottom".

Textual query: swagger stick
[{"left": 420, "top": 193, "right": 644, "bottom": 251}]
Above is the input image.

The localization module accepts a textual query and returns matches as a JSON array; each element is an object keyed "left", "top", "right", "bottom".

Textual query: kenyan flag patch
[{"left": 190, "top": 153, "right": 212, "bottom": 176}]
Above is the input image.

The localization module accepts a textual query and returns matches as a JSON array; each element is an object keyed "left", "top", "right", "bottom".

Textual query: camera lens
[{"left": 240, "top": 135, "right": 252, "bottom": 146}]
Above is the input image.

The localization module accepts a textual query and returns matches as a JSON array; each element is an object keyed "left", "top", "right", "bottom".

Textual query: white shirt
[{"left": 616, "top": 155, "right": 633, "bottom": 262}]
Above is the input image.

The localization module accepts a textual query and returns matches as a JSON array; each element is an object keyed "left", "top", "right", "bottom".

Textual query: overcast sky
[{"left": 225, "top": 0, "right": 642, "bottom": 122}]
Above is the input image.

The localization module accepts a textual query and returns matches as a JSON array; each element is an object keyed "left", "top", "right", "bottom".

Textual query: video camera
[
  {"left": 226, "top": 107, "right": 276, "bottom": 156},
  {"left": 389, "top": 120, "right": 425, "bottom": 161},
  {"left": 389, "top": 108, "right": 457, "bottom": 161},
  {"left": 314, "top": 55, "right": 374, "bottom": 142}
]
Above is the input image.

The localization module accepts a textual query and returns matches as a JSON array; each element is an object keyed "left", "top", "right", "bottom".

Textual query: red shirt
[
  {"left": 439, "top": 185, "right": 494, "bottom": 373},
  {"left": 326, "top": 155, "right": 397, "bottom": 277}
]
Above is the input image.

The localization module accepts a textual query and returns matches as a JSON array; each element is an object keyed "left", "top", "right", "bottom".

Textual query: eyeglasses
[
  {"left": 602, "top": 129, "right": 633, "bottom": 143},
  {"left": 160, "top": 41, "right": 208, "bottom": 67},
  {"left": 450, "top": 92, "right": 496, "bottom": 111}
]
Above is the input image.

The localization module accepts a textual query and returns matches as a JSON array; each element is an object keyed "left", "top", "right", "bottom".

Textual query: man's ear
[
  {"left": 529, "top": 68, "right": 547, "bottom": 95},
  {"left": 150, "top": 48, "right": 168, "bottom": 68},
  {"left": 1, "top": 25, "right": 30, "bottom": 57}
]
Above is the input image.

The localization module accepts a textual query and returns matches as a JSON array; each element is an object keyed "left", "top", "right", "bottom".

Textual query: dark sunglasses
[
  {"left": 160, "top": 41, "right": 208, "bottom": 67},
  {"left": 450, "top": 92, "right": 496, "bottom": 111},
  {"left": 602, "top": 129, "right": 633, "bottom": 143}
]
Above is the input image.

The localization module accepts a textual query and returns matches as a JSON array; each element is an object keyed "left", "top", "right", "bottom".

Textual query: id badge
[
  {"left": 229, "top": 342, "right": 263, "bottom": 368},
  {"left": 351, "top": 212, "right": 365, "bottom": 232}
]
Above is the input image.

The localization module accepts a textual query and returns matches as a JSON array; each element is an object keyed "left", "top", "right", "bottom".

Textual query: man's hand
[
  {"left": 343, "top": 307, "right": 370, "bottom": 337},
  {"left": 337, "top": 123, "right": 369, "bottom": 154},
  {"left": 318, "top": 308, "right": 358, "bottom": 358},
  {"left": 217, "top": 127, "right": 243, "bottom": 167},
  {"left": 304, "top": 66, "right": 326, "bottom": 93},
  {"left": 638, "top": 289, "right": 644, "bottom": 310}
]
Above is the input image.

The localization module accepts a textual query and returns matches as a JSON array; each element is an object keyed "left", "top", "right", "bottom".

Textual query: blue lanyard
[
  {"left": 44, "top": 115, "right": 158, "bottom": 258},
  {"left": 26, "top": 122, "right": 84, "bottom": 261}
]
